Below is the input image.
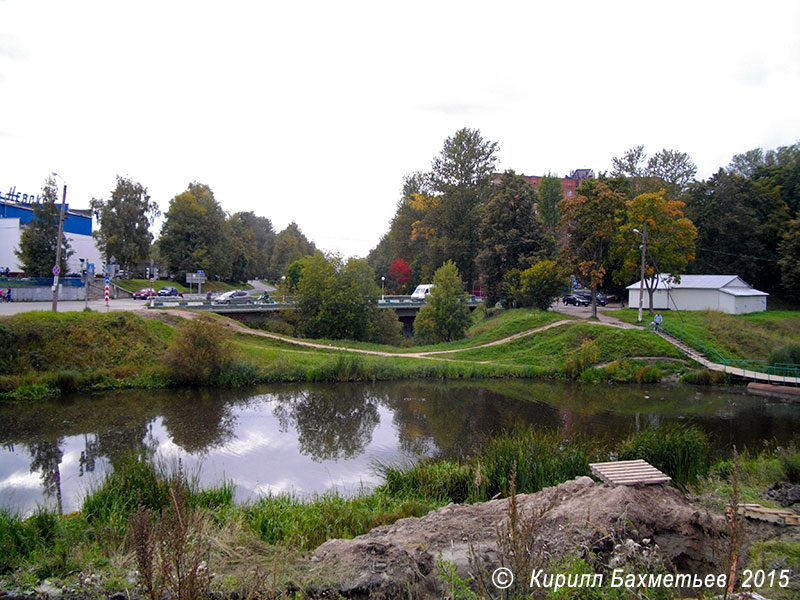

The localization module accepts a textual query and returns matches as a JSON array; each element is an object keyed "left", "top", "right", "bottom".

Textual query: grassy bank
[
  {"left": 1, "top": 426, "right": 796, "bottom": 598},
  {"left": 611, "top": 309, "right": 800, "bottom": 361},
  {"left": 0, "top": 306, "right": 751, "bottom": 400}
]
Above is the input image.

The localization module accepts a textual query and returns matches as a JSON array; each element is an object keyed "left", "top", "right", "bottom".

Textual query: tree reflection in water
[
  {"left": 272, "top": 387, "right": 379, "bottom": 462},
  {"left": 28, "top": 440, "right": 64, "bottom": 514}
]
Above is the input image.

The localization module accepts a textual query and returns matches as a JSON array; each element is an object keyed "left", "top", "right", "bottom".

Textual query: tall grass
[{"left": 617, "top": 423, "right": 711, "bottom": 488}]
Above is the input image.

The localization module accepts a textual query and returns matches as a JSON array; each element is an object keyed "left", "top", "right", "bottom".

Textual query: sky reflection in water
[{"left": 1, "top": 381, "right": 797, "bottom": 514}]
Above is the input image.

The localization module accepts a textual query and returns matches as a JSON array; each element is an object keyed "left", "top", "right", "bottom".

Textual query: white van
[{"left": 410, "top": 284, "right": 434, "bottom": 300}]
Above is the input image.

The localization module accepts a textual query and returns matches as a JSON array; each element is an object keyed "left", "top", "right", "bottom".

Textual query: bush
[
  {"left": 164, "top": 315, "right": 232, "bottom": 385},
  {"left": 367, "top": 308, "right": 404, "bottom": 345},
  {"left": 564, "top": 339, "right": 600, "bottom": 378},
  {"left": 635, "top": 365, "right": 662, "bottom": 383},
  {"left": 413, "top": 261, "right": 471, "bottom": 343},
  {"left": 477, "top": 427, "right": 596, "bottom": 499},
  {"left": 680, "top": 368, "right": 728, "bottom": 385},
  {"left": 768, "top": 343, "right": 800, "bottom": 366},
  {"left": 519, "top": 260, "right": 566, "bottom": 310},
  {"left": 617, "top": 424, "right": 710, "bottom": 487}
]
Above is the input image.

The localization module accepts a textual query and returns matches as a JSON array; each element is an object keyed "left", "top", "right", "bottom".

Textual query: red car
[{"left": 133, "top": 287, "right": 157, "bottom": 300}]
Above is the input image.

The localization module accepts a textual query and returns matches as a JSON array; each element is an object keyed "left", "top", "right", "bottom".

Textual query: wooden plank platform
[
  {"left": 736, "top": 504, "right": 800, "bottom": 526},
  {"left": 589, "top": 459, "right": 672, "bottom": 486}
]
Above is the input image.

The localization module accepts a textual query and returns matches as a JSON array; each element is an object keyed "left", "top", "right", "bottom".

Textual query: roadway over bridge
[{"left": 147, "top": 294, "right": 485, "bottom": 332}]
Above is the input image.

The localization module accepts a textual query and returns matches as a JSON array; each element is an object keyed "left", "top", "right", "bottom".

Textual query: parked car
[
  {"left": 575, "top": 290, "right": 608, "bottom": 306},
  {"left": 133, "top": 287, "right": 157, "bottom": 300},
  {"left": 216, "top": 290, "right": 252, "bottom": 305},
  {"left": 157, "top": 286, "right": 180, "bottom": 297},
  {"left": 562, "top": 294, "right": 591, "bottom": 307}
]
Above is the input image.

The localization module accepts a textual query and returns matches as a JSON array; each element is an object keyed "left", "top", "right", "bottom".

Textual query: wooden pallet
[
  {"left": 589, "top": 459, "right": 672, "bottom": 486},
  {"left": 736, "top": 504, "right": 800, "bottom": 526}
]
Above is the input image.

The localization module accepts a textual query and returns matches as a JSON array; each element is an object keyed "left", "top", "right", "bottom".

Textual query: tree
[
  {"left": 519, "top": 260, "right": 566, "bottom": 310},
  {"left": 413, "top": 261, "right": 471, "bottom": 343},
  {"left": 684, "top": 170, "right": 787, "bottom": 292},
  {"left": 646, "top": 149, "right": 697, "bottom": 195},
  {"left": 430, "top": 128, "right": 499, "bottom": 192},
  {"left": 228, "top": 211, "right": 275, "bottom": 281},
  {"left": 778, "top": 219, "right": 800, "bottom": 294},
  {"left": 537, "top": 173, "right": 563, "bottom": 232},
  {"left": 90, "top": 176, "right": 160, "bottom": 273},
  {"left": 560, "top": 181, "right": 627, "bottom": 317},
  {"left": 615, "top": 190, "right": 698, "bottom": 314},
  {"left": 477, "top": 170, "right": 548, "bottom": 304},
  {"left": 269, "top": 222, "right": 316, "bottom": 280},
  {"left": 388, "top": 257, "right": 412, "bottom": 294},
  {"left": 611, "top": 145, "right": 697, "bottom": 197},
  {"left": 15, "top": 176, "right": 72, "bottom": 276},
  {"left": 295, "top": 253, "right": 381, "bottom": 341},
  {"left": 158, "top": 183, "right": 230, "bottom": 281}
]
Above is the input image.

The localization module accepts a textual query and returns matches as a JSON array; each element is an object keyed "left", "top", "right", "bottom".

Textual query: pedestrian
[
  {"left": 620, "top": 297, "right": 625, "bottom": 308},
  {"left": 653, "top": 312, "right": 663, "bottom": 331},
  {"left": 5, "top": 287, "right": 11, "bottom": 302}
]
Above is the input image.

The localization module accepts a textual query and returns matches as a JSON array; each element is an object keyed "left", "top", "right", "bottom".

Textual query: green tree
[
  {"left": 684, "top": 170, "right": 787, "bottom": 292},
  {"left": 269, "top": 222, "right": 316, "bottom": 280},
  {"left": 611, "top": 145, "right": 697, "bottom": 197},
  {"left": 295, "top": 253, "right": 381, "bottom": 341},
  {"left": 519, "top": 260, "right": 566, "bottom": 310},
  {"left": 477, "top": 170, "right": 548, "bottom": 304},
  {"left": 537, "top": 173, "right": 563, "bottom": 232},
  {"left": 157, "top": 183, "right": 230, "bottom": 281},
  {"left": 15, "top": 176, "right": 72, "bottom": 276},
  {"left": 615, "top": 190, "right": 698, "bottom": 314},
  {"left": 228, "top": 211, "right": 275, "bottom": 282},
  {"left": 778, "top": 219, "right": 800, "bottom": 294},
  {"left": 90, "top": 176, "right": 160, "bottom": 273},
  {"left": 560, "top": 181, "right": 627, "bottom": 318},
  {"left": 413, "top": 261, "right": 471, "bottom": 343}
]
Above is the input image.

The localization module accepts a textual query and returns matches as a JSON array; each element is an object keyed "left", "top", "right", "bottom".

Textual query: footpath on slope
[{"left": 155, "top": 308, "right": 646, "bottom": 362}]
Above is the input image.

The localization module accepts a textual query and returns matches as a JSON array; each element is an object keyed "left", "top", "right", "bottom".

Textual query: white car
[
  {"left": 410, "top": 284, "right": 434, "bottom": 300},
  {"left": 216, "top": 290, "right": 252, "bottom": 304}
]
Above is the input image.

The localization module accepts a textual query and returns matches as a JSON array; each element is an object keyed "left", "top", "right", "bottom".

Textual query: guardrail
[{"left": 658, "top": 322, "right": 800, "bottom": 384}]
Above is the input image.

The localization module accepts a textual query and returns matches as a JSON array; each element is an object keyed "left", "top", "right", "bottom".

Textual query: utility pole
[
  {"left": 635, "top": 222, "right": 647, "bottom": 323},
  {"left": 51, "top": 174, "right": 67, "bottom": 312}
]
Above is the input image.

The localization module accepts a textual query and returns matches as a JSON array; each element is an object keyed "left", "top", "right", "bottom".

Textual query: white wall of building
[
  {"left": 0, "top": 219, "right": 103, "bottom": 275},
  {"left": 0, "top": 219, "right": 22, "bottom": 271}
]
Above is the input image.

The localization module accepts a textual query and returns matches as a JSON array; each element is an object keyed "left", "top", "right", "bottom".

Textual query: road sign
[
  {"left": 52, "top": 265, "right": 60, "bottom": 276},
  {"left": 105, "top": 277, "right": 110, "bottom": 285}
]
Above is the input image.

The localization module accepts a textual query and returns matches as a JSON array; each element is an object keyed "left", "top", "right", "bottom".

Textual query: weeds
[{"left": 617, "top": 423, "right": 710, "bottom": 488}]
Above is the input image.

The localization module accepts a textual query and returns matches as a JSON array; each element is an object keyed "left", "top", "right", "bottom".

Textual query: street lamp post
[
  {"left": 51, "top": 173, "right": 68, "bottom": 312},
  {"left": 633, "top": 223, "right": 647, "bottom": 323},
  {"left": 381, "top": 276, "right": 385, "bottom": 300}
]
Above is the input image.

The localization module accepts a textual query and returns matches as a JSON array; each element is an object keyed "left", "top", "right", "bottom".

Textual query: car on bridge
[
  {"left": 411, "top": 284, "right": 434, "bottom": 301},
  {"left": 133, "top": 287, "right": 157, "bottom": 300},
  {"left": 216, "top": 290, "right": 253, "bottom": 305},
  {"left": 157, "top": 286, "right": 180, "bottom": 297}
]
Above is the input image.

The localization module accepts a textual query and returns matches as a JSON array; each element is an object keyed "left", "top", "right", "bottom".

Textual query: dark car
[
  {"left": 216, "top": 290, "right": 252, "bottom": 305},
  {"left": 562, "top": 294, "right": 591, "bottom": 306},
  {"left": 158, "top": 286, "right": 180, "bottom": 296},
  {"left": 133, "top": 287, "right": 156, "bottom": 300},
  {"left": 575, "top": 290, "right": 608, "bottom": 306}
]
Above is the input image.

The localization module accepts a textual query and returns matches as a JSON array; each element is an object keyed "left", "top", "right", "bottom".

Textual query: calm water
[{"left": 1, "top": 380, "right": 798, "bottom": 514}]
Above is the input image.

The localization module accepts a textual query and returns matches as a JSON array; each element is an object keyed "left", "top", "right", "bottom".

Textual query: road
[{"left": 0, "top": 298, "right": 149, "bottom": 316}]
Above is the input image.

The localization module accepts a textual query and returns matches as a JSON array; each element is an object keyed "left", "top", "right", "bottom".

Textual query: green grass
[{"left": 611, "top": 309, "right": 800, "bottom": 361}]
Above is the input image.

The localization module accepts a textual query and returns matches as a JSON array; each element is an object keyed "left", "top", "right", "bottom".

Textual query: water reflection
[{"left": 0, "top": 381, "right": 797, "bottom": 514}]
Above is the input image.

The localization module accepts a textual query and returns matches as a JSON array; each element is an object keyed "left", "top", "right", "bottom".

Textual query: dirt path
[{"left": 153, "top": 309, "right": 643, "bottom": 361}]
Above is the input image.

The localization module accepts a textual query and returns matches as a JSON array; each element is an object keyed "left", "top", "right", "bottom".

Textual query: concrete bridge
[{"left": 147, "top": 294, "right": 484, "bottom": 332}]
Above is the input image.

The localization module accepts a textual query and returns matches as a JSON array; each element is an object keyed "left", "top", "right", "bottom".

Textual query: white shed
[{"left": 626, "top": 274, "right": 768, "bottom": 314}]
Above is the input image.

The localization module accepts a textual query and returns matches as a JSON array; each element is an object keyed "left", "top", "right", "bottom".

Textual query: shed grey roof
[
  {"left": 720, "top": 288, "right": 769, "bottom": 297},
  {"left": 626, "top": 274, "right": 744, "bottom": 290}
]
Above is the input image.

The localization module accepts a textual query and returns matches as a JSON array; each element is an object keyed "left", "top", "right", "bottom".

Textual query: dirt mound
[
  {"left": 309, "top": 477, "right": 726, "bottom": 599},
  {"left": 763, "top": 481, "right": 800, "bottom": 508}
]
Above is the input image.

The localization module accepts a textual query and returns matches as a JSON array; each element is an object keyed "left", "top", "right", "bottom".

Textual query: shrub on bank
[{"left": 617, "top": 424, "right": 710, "bottom": 487}]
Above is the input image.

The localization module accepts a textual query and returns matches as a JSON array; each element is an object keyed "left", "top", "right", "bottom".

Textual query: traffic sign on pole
[{"left": 52, "top": 265, "right": 60, "bottom": 276}]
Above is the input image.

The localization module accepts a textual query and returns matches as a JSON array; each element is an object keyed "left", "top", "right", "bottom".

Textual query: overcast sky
[{"left": 2, "top": 1, "right": 799, "bottom": 258}]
